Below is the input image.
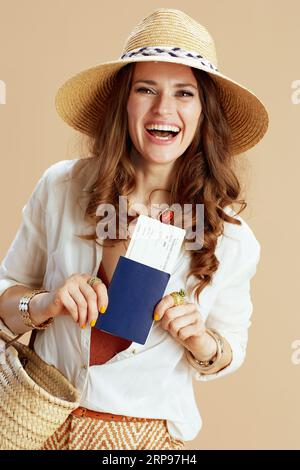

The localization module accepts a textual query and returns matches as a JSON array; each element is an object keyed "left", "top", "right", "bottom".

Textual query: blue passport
[{"left": 95, "top": 256, "right": 170, "bottom": 344}]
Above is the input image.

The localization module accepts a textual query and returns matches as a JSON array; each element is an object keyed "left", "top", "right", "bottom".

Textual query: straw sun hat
[{"left": 55, "top": 8, "right": 269, "bottom": 156}]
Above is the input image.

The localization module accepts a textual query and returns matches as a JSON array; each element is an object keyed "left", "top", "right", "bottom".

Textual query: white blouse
[{"left": 0, "top": 157, "right": 261, "bottom": 441}]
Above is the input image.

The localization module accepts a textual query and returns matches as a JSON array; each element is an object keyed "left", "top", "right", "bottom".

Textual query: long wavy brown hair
[{"left": 74, "top": 63, "right": 247, "bottom": 299}]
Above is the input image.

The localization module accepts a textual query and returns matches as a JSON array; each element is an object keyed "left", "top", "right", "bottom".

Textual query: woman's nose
[{"left": 151, "top": 93, "right": 175, "bottom": 115}]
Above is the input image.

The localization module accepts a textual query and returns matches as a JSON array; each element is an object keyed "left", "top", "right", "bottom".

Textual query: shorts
[{"left": 41, "top": 412, "right": 185, "bottom": 450}]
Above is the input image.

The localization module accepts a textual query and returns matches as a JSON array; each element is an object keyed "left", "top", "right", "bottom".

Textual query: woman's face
[{"left": 126, "top": 61, "right": 202, "bottom": 165}]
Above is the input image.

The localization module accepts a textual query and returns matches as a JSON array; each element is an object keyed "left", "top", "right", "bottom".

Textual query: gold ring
[
  {"left": 87, "top": 276, "right": 102, "bottom": 287},
  {"left": 170, "top": 289, "right": 186, "bottom": 306}
]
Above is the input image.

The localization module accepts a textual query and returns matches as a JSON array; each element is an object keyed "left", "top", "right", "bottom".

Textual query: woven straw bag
[{"left": 0, "top": 329, "right": 80, "bottom": 450}]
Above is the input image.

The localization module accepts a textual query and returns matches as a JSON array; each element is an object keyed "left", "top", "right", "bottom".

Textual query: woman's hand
[
  {"left": 153, "top": 294, "right": 217, "bottom": 360},
  {"left": 30, "top": 273, "right": 109, "bottom": 329}
]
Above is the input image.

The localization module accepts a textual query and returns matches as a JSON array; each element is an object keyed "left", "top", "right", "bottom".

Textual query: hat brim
[{"left": 55, "top": 55, "right": 269, "bottom": 155}]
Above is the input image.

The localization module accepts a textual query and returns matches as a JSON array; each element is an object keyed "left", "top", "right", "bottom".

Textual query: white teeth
[
  {"left": 154, "top": 135, "right": 173, "bottom": 140},
  {"left": 147, "top": 131, "right": 177, "bottom": 141},
  {"left": 145, "top": 124, "right": 180, "bottom": 132}
]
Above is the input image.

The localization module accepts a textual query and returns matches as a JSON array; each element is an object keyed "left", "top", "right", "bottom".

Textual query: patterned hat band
[{"left": 120, "top": 46, "right": 219, "bottom": 73}]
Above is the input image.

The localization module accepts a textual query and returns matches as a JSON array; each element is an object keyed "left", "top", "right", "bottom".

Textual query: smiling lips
[
  {"left": 145, "top": 129, "right": 180, "bottom": 145},
  {"left": 144, "top": 125, "right": 181, "bottom": 145}
]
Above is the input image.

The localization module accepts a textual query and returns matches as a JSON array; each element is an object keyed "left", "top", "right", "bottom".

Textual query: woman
[{"left": 0, "top": 8, "right": 268, "bottom": 450}]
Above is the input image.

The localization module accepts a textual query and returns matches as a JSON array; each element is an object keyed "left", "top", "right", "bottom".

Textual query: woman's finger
[
  {"left": 83, "top": 274, "right": 109, "bottom": 313},
  {"left": 78, "top": 276, "right": 109, "bottom": 325},
  {"left": 92, "top": 281, "right": 109, "bottom": 313},
  {"left": 154, "top": 293, "right": 179, "bottom": 321},
  {"left": 160, "top": 303, "right": 195, "bottom": 330},
  {"left": 68, "top": 284, "right": 88, "bottom": 328},
  {"left": 167, "top": 311, "right": 200, "bottom": 335},
  {"left": 54, "top": 288, "right": 79, "bottom": 323},
  {"left": 175, "top": 323, "right": 204, "bottom": 342},
  {"left": 78, "top": 280, "right": 100, "bottom": 327}
]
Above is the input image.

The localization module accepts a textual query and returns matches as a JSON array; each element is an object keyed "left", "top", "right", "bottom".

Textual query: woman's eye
[
  {"left": 179, "top": 90, "right": 194, "bottom": 97},
  {"left": 136, "top": 87, "right": 152, "bottom": 94}
]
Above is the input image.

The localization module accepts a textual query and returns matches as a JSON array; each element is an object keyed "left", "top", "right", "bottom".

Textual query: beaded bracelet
[{"left": 185, "top": 328, "right": 224, "bottom": 372}]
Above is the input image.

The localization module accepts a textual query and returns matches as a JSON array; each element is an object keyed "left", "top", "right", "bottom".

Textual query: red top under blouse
[{"left": 89, "top": 261, "right": 132, "bottom": 366}]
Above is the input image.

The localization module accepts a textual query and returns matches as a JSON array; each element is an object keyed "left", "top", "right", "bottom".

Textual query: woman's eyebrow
[{"left": 133, "top": 79, "right": 197, "bottom": 90}]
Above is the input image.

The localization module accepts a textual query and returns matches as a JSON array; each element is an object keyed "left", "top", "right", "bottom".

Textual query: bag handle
[
  {"left": 4, "top": 331, "right": 37, "bottom": 350},
  {"left": 28, "top": 330, "right": 37, "bottom": 350},
  {"left": 4, "top": 333, "right": 26, "bottom": 349},
  {"left": 0, "top": 319, "right": 37, "bottom": 350}
]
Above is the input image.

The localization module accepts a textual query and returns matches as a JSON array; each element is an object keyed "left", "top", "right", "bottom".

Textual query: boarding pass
[{"left": 125, "top": 214, "right": 186, "bottom": 274}]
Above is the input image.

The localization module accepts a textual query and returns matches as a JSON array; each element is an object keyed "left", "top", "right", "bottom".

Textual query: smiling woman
[
  {"left": 0, "top": 8, "right": 268, "bottom": 450},
  {"left": 75, "top": 60, "right": 236, "bottom": 301}
]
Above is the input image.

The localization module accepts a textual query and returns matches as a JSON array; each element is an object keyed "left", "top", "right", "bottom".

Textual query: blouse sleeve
[
  {"left": 190, "top": 218, "right": 261, "bottom": 382},
  {"left": 0, "top": 169, "right": 50, "bottom": 298}
]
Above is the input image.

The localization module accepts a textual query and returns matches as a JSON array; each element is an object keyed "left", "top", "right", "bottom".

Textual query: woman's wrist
[
  {"left": 187, "top": 329, "right": 218, "bottom": 362},
  {"left": 29, "top": 292, "right": 53, "bottom": 326},
  {"left": 185, "top": 331, "right": 233, "bottom": 375}
]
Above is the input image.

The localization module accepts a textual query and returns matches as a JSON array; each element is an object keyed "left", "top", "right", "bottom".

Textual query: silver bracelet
[
  {"left": 185, "top": 328, "right": 224, "bottom": 372},
  {"left": 18, "top": 290, "right": 53, "bottom": 330}
]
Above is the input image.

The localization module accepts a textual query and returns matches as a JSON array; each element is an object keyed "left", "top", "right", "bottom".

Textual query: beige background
[{"left": 0, "top": 0, "right": 299, "bottom": 450}]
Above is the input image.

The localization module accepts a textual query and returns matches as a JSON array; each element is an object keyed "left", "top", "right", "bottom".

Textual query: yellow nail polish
[
  {"left": 154, "top": 312, "right": 160, "bottom": 321},
  {"left": 90, "top": 320, "right": 96, "bottom": 327},
  {"left": 100, "top": 305, "right": 107, "bottom": 314},
  {"left": 81, "top": 324, "right": 86, "bottom": 329}
]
